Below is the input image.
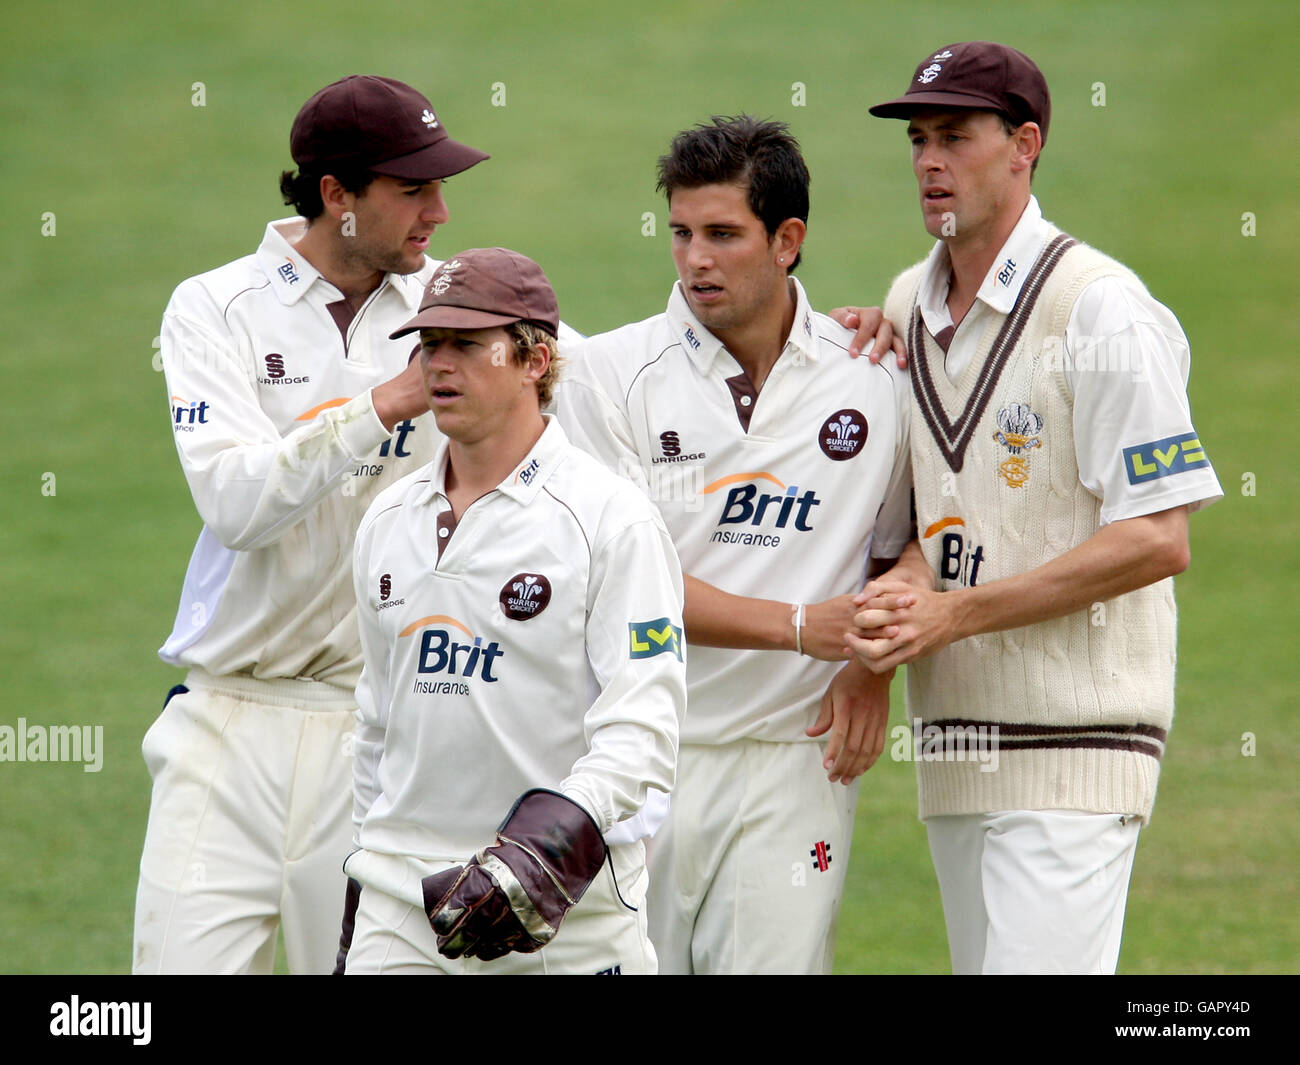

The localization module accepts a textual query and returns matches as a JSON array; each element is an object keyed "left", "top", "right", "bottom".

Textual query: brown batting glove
[{"left": 421, "top": 789, "right": 608, "bottom": 961}]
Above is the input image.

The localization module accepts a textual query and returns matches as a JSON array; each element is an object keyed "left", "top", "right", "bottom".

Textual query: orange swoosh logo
[
  {"left": 700, "top": 471, "right": 786, "bottom": 495},
  {"left": 923, "top": 517, "right": 965, "bottom": 538},
  {"left": 399, "top": 615, "right": 474, "bottom": 639},
  {"left": 295, "top": 397, "right": 352, "bottom": 420}
]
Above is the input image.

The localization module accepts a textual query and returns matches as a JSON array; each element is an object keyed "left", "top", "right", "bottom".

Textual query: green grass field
[{"left": 1, "top": 0, "right": 1295, "bottom": 974}]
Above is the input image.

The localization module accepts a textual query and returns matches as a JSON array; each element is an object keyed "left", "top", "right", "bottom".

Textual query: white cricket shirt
[
  {"left": 157, "top": 218, "right": 440, "bottom": 688},
  {"left": 557, "top": 279, "right": 913, "bottom": 745},
  {"left": 157, "top": 218, "right": 583, "bottom": 689},
  {"left": 350, "top": 417, "right": 686, "bottom": 862}
]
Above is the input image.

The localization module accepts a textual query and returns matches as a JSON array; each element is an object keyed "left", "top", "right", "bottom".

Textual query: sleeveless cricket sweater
[{"left": 884, "top": 232, "right": 1176, "bottom": 821}]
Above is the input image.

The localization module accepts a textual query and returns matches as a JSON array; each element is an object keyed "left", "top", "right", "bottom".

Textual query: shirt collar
[
  {"left": 916, "top": 195, "right": 1053, "bottom": 332},
  {"left": 257, "top": 217, "right": 427, "bottom": 311},
  {"left": 258, "top": 218, "right": 320, "bottom": 305},
  {"left": 665, "top": 276, "right": 821, "bottom": 374},
  {"left": 415, "top": 414, "right": 570, "bottom": 508}
]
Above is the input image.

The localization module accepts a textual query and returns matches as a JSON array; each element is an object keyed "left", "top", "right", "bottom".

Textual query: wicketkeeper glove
[{"left": 421, "top": 788, "right": 608, "bottom": 962}]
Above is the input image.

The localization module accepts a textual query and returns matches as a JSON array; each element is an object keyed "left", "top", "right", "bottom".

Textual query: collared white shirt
[
  {"left": 914, "top": 197, "right": 1222, "bottom": 523},
  {"left": 158, "top": 218, "right": 440, "bottom": 685},
  {"left": 350, "top": 417, "right": 686, "bottom": 860},
  {"left": 557, "top": 278, "right": 912, "bottom": 745}
]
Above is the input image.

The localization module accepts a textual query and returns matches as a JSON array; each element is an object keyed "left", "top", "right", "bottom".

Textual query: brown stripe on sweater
[
  {"left": 910, "top": 234, "right": 1078, "bottom": 471},
  {"left": 991, "top": 736, "right": 1165, "bottom": 760},
  {"left": 925, "top": 718, "right": 1168, "bottom": 743}
]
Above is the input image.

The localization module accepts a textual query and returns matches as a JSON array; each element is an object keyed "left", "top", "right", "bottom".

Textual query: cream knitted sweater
[{"left": 885, "top": 233, "right": 1176, "bottom": 821}]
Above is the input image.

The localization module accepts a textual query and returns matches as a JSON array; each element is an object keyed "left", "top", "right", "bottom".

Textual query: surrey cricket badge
[
  {"left": 499, "top": 573, "right": 552, "bottom": 620},
  {"left": 993, "top": 403, "right": 1043, "bottom": 487}
]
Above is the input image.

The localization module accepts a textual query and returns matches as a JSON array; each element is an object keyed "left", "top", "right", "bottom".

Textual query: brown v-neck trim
[
  {"left": 327, "top": 299, "right": 358, "bottom": 356},
  {"left": 933, "top": 325, "right": 956, "bottom": 354},
  {"left": 435, "top": 508, "right": 457, "bottom": 562},
  {"left": 725, "top": 372, "right": 758, "bottom": 432},
  {"left": 910, "top": 234, "right": 1077, "bottom": 472}
]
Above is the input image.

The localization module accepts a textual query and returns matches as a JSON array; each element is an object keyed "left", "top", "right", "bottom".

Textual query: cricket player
[
  {"left": 135, "top": 76, "right": 500, "bottom": 974},
  {"left": 340, "top": 247, "right": 686, "bottom": 974},
  {"left": 850, "top": 42, "right": 1224, "bottom": 974},
  {"left": 557, "top": 116, "right": 913, "bottom": 974}
]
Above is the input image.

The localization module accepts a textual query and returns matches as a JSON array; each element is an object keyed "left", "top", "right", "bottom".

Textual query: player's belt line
[{"left": 700, "top": 471, "right": 786, "bottom": 494}]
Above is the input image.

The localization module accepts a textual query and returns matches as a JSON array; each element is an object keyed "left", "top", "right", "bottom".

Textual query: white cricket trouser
[
  {"left": 133, "top": 671, "right": 355, "bottom": 974},
  {"left": 926, "top": 809, "right": 1142, "bottom": 975},
  {"left": 646, "top": 740, "right": 859, "bottom": 975},
  {"left": 342, "top": 841, "right": 654, "bottom": 974}
]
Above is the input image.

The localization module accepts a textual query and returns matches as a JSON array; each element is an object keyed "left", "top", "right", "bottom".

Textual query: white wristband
[{"left": 793, "top": 603, "right": 806, "bottom": 656}]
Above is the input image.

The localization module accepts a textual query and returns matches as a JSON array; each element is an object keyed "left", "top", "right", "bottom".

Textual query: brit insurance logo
[
  {"left": 515, "top": 458, "right": 540, "bottom": 485},
  {"left": 399, "top": 614, "right": 503, "bottom": 694},
  {"left": 702, "top": 471, "right": 821, "bottom": 548},
  {"left": 499, "top": 573, "right": 552, "bottom": 621},
  {"left": 628, "top": 618, "right": 683, "bottom": 662},
  {"left": 923, "top": 516, "right": 985, "bottom": 588},
  {"left": 818, "top": 408, "right": 868, "bottom": 461},
  {"left": 170, "top": 395, "right": 211, "bottom": 432}
]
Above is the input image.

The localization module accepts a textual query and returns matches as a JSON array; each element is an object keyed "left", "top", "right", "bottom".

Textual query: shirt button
[
  {"left": 438, "top": 527, "right": 449, "bottom": 538},
  {"left": 740, "top": 395, "right": 752, "bottom": 407}
]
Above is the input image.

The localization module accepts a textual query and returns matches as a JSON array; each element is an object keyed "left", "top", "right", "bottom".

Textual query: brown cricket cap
[
  {"left": 390, "top": 248, "right": 559, "bottom": 338},
  {"left": 869, "top": 42, "right": 1050, "bottom": 143},
  {"left": 290, "top": 75, "right": 489, "bottom": 181}
]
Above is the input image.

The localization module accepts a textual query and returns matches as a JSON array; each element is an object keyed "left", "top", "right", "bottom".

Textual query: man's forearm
[
  {"left": 851, "top": 506, "right": 1192, "bottom": 672},
  {"left": 683, "top": 574, "right": 794, "bottom": 651},
  {"left": 946, "top": 506, "right": 1190, "bottom": 642}
]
